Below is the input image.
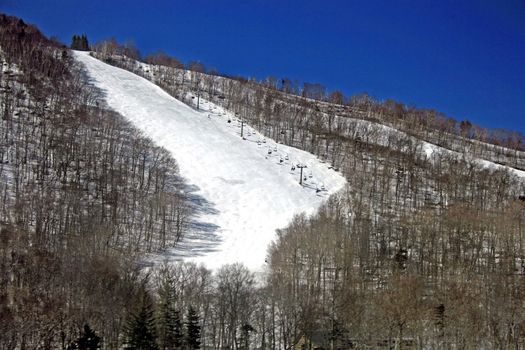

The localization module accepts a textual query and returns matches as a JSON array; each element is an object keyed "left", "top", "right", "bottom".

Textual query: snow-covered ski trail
[{"left": 74, "top": 51, "right": 346, "bottom": 270}]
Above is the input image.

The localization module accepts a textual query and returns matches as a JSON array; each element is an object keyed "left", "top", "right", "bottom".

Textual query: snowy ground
[{"left": 74, "top": 51, "right": 347, "bottom": 271}]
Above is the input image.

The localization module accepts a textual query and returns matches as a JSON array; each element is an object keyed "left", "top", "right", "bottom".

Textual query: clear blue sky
[{"left": 2, "top": 0, "right": 524, "bottom": 135}]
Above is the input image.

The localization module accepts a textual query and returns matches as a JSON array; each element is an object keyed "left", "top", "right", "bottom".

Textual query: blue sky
[{"left": 2, "top": 0, "right": 524, "bottom": 135}]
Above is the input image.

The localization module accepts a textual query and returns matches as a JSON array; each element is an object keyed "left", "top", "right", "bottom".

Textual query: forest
[{"left": 1, "top": 14, "right": 525, "bottom": 350}]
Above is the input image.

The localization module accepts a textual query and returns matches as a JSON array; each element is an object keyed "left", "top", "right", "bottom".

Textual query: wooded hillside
[
  {"left": 1, "top": 16, "right": 525, "bottom": 349},
  {"left": 0, "top": 14, "right": 192, "bottom": 348},
  {"left": 93, "top": 40, "right": 525, "bottom": 348}
]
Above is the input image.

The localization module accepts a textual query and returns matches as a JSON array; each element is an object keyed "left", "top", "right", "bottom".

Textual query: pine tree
[
  {"left": 157, "top": 276, "right": 183, "bottom": 350},
  {"left": 124, "top": 287, "right": 158, "bottom": 350},
  {"left": 71, "top": 34, "right": 89, "bottom": 50},
  {"left": 71, "top": 324, "right": 102, "bottom": 350},
  {"left": 80, "top": 34, "right": 89, "bottom": 50},
  {"left": 184, "top": 306, "right": 201, "bottom": 350},
  {"left": 71, "top": 35, "right": 79, "bottom": 49}
]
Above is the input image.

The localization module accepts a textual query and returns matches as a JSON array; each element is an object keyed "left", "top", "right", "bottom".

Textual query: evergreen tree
[
  {"left": 71, "top": 34, "right": 89, "bottom": 50},
  {"left": 124, "top": 286, "right": 158, "bottom": 350},
  {"left": 157, "top": 275, "right": 183, "bottom": 350},
  {"left": 71, "top": 324, "right": 102, "bottom": 350},
  {"left": 71, "top": 35, "right": 79, "bottom": 49},
  {"left": 184, "top": 306, "right": 201, "bottom": 350},
  {"left": 80, "top": 34, "right": 89, "bottom": 50}
]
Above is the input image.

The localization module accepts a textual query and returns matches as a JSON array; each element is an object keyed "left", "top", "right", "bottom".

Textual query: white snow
[{"left": 74, "top": 51, "right": 347, "bottom": 271}]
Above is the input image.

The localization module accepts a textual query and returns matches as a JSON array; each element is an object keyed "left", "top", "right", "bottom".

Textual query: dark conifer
[
  {"left": 157, "top": 276, "right": 183, "bottom": 350},
  {"left": 80, "top": 34, "right": 89, "bottom": 50},
  {"left": 124, "top": 287, "right": 158, "bottom": 350},
  {"left": 184, "top": 306, "right": 201, "bottom": 350},
  {"left": 71, "top": 34, "right": 89, "bottom": 50},
  {"left": 71, "top": 35, "right": 79, "bottom": 49}
]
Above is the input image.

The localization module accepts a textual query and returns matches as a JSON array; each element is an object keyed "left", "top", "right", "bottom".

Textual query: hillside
[
  {"left": 2, "top": 14, "right": 525, "bottom": 349},
  {"left": 74, "top": 51, "right": 346, "bottom": 270},
  {"left": 77, "top": 50, "right": 525, "bottom": 273},
  {"left": 93, "top": 49, "right": 525, "bottom": 174},
  {"left": 0, "top": 15, "right": 198, "bottom": 347},
  {"left": 86, "top": 46, "right": 525, "bottom": 348}
]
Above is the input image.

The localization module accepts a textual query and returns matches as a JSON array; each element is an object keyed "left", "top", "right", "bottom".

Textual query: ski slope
[{"left": 74, "top": 51, "right": 347, "bottom": 271}]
